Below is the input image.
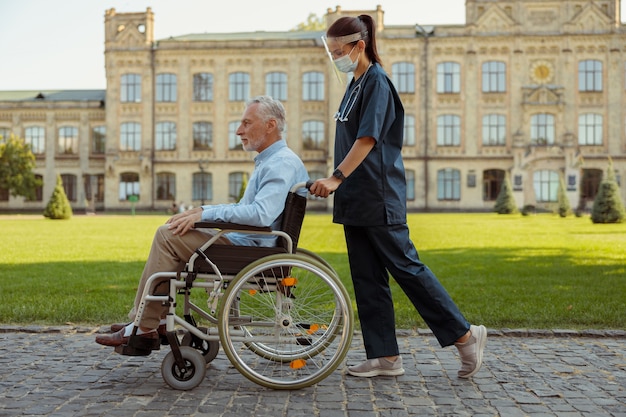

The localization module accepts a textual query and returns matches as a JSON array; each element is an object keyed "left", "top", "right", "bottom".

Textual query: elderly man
[{"left": 96, "top": 95, "right": 308, "bottom": 347}]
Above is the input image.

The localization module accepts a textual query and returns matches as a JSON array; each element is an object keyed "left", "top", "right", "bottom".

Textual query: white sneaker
[
  {"left": 347, "top": 356, "right": 405, "bottom": 377},
  {"left": 455, "top": 324, "right": 487, "bottom": 378}
]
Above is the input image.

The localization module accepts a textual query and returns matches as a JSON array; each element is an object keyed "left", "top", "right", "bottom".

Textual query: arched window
[
  {"left": 392, "top": 62, "right": 415, "bottom": 93},
  {"left": 437, "top": 169, "right": 460, "bottom": 200},
  {"left": 265, "top": 72, "right": 287, "bottom": 101}
]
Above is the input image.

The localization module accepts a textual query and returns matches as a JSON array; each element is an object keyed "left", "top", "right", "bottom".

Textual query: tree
[
  {"left": 494, "top": 172, "right": 518, "bottom": 214},
  {"left": 591, "top": 158, "right": 625, "bottom": 224},
  {"left": 292, "top": 13, "right": 325, "bottom": 31},
  {"left": 43, "top": 175, "right": 73, "bottom": 220},
  {"left": 0, "top": 134, "right": 42, "bottom": 200},
  {"left": 557, "top": 173, "right": 571, "bottom": 217},
  {"left": 237, "top": 173, "right": 248, "bottom": 203}
]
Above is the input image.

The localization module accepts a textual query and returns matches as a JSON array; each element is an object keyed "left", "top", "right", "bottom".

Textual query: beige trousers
[{"left": 128, "top": 224, "right": 231, "bottom": 329}]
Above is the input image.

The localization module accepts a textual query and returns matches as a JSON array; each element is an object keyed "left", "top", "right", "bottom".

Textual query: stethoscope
[{"left": 333, "top": 64, "right": 372, "bottom": 123}]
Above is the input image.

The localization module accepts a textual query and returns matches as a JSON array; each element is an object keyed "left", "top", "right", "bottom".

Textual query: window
[
  {"left": 530, "top": 114, "right": 555, "bottom": 145},
  {"left": 57, "top": 126, "right": 78, "bottom": 155},
  {"left": 120, "top": 122, "right": 141, "bottom": 151},
  {"left": 265, "top": 72, "right": 287, "bottom": 101},
  {"left": 155, "top": 122, "right": 176, "bottom": 151},
  {"left": 156, "top": 73, "right": 177, "bottom": 102},
  {"left": 302, "top": 120, "right": 325, "bottom": 150},
  {"left": 229, "top": 172, "right": 246, "bottom": 201},
  {"left": 303, "top": 71, "right": 324, "bottom": 101},
  {"left": 483, "top": 169, "right": 505, "bottom": 201},
  {"left": 193, "top": 73, "right": 213, "bottom": 101},
  {"left": 156, "top": 172, "right": 176, "bottom": 200},
  {"left": 0, "top": 127, "right": 9, "bottom": 142},
  {"left": 121, "top": 74, "right": 141, "bottom": 102},
  {"left": 83, "top": 174, "right": 104, "bottom": 203},
  {"left": 482, "top": 61, "right": 506, "bottom": 93},
  {"left": 0, "top": 185, "right": 8, "bottom": 201},
  {"left": 406, "top": 169, "right": 415, "bottom": 200},
  {"left": 229, "top": 72, "right": 250, "bottom": 101},
  {"left": 437, "top": 169, "right": 461, "bottom": 200},
  {"left": 193, "top": 122, "right": 213, "bottom": 150},
  {"left": 193, "top": 172, "right": 212, "bottom": 203},
  {"left": 437, "top": 114, "right": 461, "bottom": 146},
  {"left": 92, "top": 126, "right": 106, "bottom": 154},
  {"left": 25, "top": 174, "right": 44, "bottom": 202},
  {"left": 61, "top": 174, "right": 77, "bottom": 201},
  {"left": 533, "top": 170, "right": 558, "bottom": 202},
  {"left": 482, "top": 114, "right": 506, "bottom": 146},
  {"left": 392, "top": 62, "right": 415, "bottom": 93},
  {"left": 579, "top": 60, "right": 602, "bottom": 92},
  {"left": 404, "top": 115, "right": 416, "bottom": 146},
  {"left": 228, "top": 121, "right": 242, "bottom": 150},
  {"left": 437, "top": 62, "right": 460, "bottom": 93},
  {"left": 578, "top": 113, "right": 603, "bottom": 146},
  {"left": 119, "top": 172, "right": 140, "bottom": 200},
  {"left": 24, "top": 126, "right": 45, "bottom": 154}
]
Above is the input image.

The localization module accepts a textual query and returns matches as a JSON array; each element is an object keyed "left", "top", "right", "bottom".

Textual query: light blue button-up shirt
[{"left": 200, "top": 140, "right": 308, "bottom": 247}]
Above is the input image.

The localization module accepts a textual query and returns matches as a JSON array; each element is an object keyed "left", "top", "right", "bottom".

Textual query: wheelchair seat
[{"left": 191, "top": 187, "right": 307, "bottom": 275}]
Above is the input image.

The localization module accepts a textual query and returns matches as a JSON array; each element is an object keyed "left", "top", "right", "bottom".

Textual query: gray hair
[{"left": 246, "top": 95, "right": 286, "bottom": 135}]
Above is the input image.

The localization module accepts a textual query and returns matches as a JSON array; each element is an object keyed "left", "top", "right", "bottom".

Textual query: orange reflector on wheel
[
  {"left": 248, "top": 289, "right": 257, "bottom": 295},
  {"left": 307, "top": 324, "right": 320, "bottom": 334},
  {"left": 290, "top": 359, "right": 306, "bottom": 369},
  {"left": 282, "top": 277, "right": 298, "bottom": 287}
]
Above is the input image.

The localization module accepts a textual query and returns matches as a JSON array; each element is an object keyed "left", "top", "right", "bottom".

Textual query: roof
[
  {"left": 162, "top": 30, "right": 325, "bottom": 42},
  {"left": 0, "top": 90, "right": 106, "bottom": 102}
]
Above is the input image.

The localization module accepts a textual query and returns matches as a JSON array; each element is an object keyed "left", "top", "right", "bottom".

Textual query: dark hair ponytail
[{"left": 327, "top": 14, "right": 382, "bottom": 66}]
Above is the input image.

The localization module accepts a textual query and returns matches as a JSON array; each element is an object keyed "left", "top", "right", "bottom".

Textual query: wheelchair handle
[{"left": 291, "top": 180, "right": 332, "bottom": 195}]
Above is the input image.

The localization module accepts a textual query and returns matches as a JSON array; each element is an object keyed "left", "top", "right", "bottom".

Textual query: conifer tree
[
  {"left": 591, "top": 158, "right": 625, "bottom": 224},
  {"left": 557, "top": 173, "right": 571, "bottom": 217},
  {"left": 43, "top": 174, "right": 73, "bottom": 220},
  {"left": 494, "top": 172, "right": 518, "bottom": 214}
]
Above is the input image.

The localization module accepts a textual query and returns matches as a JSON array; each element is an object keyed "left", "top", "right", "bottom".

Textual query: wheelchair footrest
[
  {"left": 114, "top": 344, "right": 153, "bottom": 356},
  {"left": 114, "top": 333, "right": 161, "bottom": 356}
]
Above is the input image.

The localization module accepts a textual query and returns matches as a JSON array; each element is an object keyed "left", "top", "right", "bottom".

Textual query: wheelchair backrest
[{"left": 277, "top": 191, "right": 307, "bottom": 253}]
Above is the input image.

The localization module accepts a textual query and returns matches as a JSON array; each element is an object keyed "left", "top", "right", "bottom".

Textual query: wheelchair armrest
[{"left": 194, "top": 221, "right": 272, "bottom": 233}]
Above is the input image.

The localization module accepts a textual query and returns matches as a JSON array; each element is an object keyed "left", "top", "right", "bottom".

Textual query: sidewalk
[{"left": 0, "top": 326, "right": 624, "bottom": 417}]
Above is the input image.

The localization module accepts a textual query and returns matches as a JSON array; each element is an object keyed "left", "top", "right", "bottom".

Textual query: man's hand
[{"left": 166, "top": 207, "right": 202, "bottom": 236}]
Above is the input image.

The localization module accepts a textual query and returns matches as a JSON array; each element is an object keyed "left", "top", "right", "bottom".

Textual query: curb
[{"left": 1, "top": 325, "right": 625, "bottom": 338}]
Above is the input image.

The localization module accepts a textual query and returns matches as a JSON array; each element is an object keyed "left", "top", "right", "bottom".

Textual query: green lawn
[{"left": 0, "top": 213, "right": 624, "bottom": 330}]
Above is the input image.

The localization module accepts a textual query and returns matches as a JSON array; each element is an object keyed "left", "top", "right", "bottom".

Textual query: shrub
[
  {"left": 557, "top": 173, "right": 571, "bottom": 218},
  {"left": 494, "top": 172, "right": 518, "bottom": 214},
  {"left": 591, "top": 158, "right": 625, "bottom": 224},
  {"left": 43, "top": 174, "right": 73, "bottom": 220}
]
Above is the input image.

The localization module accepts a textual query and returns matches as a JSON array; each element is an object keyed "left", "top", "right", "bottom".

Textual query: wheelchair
[{"left": 116, "top": 182, "right": 354, "bottom": 390}]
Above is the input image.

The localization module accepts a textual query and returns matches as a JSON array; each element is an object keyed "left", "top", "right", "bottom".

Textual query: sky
[
  {"left": 0, "top": 0, "right": 468, "bottom": 91},
  {"left": 1, "top": 1, "right": 625, "bottom": 91}
]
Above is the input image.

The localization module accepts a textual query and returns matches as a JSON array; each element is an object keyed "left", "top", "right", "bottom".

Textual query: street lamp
[{"left": 198, "top": 159, "right": 209, "bottom": 206}]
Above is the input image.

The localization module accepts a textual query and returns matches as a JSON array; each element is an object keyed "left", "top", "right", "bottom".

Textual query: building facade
[{"left": 1, "top": 0, "right": 625, "bottom": 213}]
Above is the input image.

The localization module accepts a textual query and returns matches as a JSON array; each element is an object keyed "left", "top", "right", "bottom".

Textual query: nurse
[{"left": 310, "top": 14, "right": 487, "bottom": 378}]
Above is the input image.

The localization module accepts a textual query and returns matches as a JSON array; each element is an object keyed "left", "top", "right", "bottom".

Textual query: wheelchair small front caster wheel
[
  {"left": 181, "top": 327, "right": 220, "bottom": 363},
  {"left": 161, "top": 346, "right": 206, "bottom": 390}
]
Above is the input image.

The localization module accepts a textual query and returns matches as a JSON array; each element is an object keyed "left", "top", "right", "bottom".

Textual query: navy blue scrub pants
[{"left": 344, "top": 223, "right": 470, "bottom": 359}]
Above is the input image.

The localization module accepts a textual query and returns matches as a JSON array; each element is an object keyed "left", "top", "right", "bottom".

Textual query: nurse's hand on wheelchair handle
[{"left": 307, "top": 178, "right": 338, "bottom": 199}]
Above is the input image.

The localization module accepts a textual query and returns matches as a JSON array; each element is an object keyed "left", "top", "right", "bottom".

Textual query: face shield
[{"left": 321, "top": 32, "right": 364, "bottom": 84}]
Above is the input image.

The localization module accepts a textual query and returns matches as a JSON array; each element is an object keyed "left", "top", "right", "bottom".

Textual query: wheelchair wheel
[
  {"left": 181, "top": 327, "right": 220, "bottom": 363},
  {"left": 161, "top": 346, "right": 206, "bottom": 390},
  {"left": 218, "top": 253, "right": 353, "bottom": 390}
]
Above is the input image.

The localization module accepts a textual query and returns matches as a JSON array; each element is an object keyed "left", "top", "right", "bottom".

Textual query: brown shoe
[
  {"left": 110, "top": 322, "right": 166, "bottom": 335},
  {"left": 95, "top": 328, "right": 158, "bottom": 347}
]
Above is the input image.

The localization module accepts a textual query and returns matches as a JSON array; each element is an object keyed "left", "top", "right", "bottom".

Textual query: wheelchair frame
[{"left": 117, "top": 182, "right": 354, "bottom": 390}]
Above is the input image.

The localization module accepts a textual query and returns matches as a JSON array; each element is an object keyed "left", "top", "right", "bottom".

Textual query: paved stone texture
[{"left": 0, "top": 328, "right": 624, "bottom": 417}]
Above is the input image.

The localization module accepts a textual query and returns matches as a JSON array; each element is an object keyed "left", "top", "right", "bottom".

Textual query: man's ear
[{"left": 266, "top": 118, "right": 277, "bottom": 133}]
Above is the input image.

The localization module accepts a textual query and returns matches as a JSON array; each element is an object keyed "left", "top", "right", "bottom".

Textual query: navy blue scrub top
[{"left": 333, "top": 62, "right": 407, "bottom": 227}]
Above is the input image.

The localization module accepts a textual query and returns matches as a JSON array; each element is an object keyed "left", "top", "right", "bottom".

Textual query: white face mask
[{"left": 333, "top": 45, "right": 359, "bottom": 73}]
